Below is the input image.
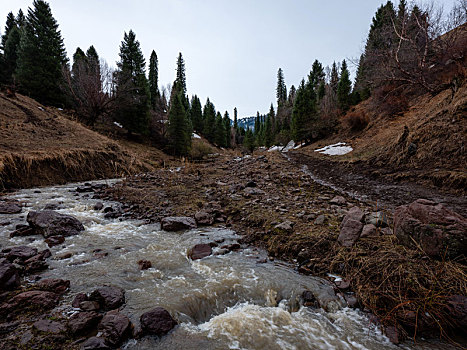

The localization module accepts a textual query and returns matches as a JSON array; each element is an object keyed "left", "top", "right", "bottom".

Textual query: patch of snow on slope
[
  {"left": 315, "top": 142, "right": 353, "bottom": 156},
  {"left": 192, "top": 133, "right": 201, "bottom": 139}
]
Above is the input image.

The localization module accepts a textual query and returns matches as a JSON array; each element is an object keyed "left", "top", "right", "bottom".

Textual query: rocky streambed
[{"left": 0, "top": 180, "right": 411, "bottom": 350}]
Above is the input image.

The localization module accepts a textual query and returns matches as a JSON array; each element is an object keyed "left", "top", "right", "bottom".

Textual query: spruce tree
[
  {"left": 337, "top": 60, "right": 352, "bottom": 112},
  {"left": 203, "top": 98, "right": 216, "bottom": 143},
  {"left": 330, "top": 62, "right": 339, "bottom": 94},
  {"left": 214, "top": 112, "right": 225, "bottom": 147},
  {"left": 175, "top": 52, "right": 186, "bottom": 95},
  {"left": 276, "top": 68, "right": 287, "bottom": 105},
  {"left": 243, "top": 127, "right": 255, "bottom": 153},
  {"left": 15, "top": 0, "right": 68, "bottom": 106},
  {"left": 86, "top": 45, "right": 99, "bottom": 77},
  {"left": 115, "top": 30, "right": 150, "bottom": 135},
  {"left": 264, "top": 115, "right": 273, "bottom": 148},
  {"left": 291, "top": 79, "right": 317, "bottom": 143},
  {"left": 1, "top": 12, "right": 16, "bottom": 50},
  {"left": 3, "top": 26, "right": 21, "bottom": 84},
  {"left": 190, "top": 95, "right": 203, "bottom": 133},
  {"left": 16, "top": 10, "right": 25, "bottom": 27},
  {"left": 308, "top": 59, "right": 325, "bottom": 92},
  {"left": 168, "top": 93, "right": 190, "bottom": 156},
  {"left": 148, "top": 50, "right": 160, "bottom": 110},
  {"left": 233, "top": 107, "right": 238, "bottom": 129},
  {"left": 223, "top": 111, "right": 231, "bottom": 148}
]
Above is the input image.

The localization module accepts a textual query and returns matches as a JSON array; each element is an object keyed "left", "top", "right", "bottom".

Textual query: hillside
[{"left": 0, "top": 92, "right": 166, "bottom": 190}]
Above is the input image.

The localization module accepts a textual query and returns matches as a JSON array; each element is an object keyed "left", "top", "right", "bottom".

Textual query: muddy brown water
[{"left": 0, "top": 181, "right": 460, "bottom": 349}]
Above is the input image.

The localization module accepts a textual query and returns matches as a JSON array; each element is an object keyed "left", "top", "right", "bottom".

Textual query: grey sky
[{"left": 1, "top": 0, "right": 458, "bottom": 117}]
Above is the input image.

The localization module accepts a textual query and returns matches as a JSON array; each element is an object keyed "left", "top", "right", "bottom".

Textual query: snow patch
[
  {"left": 281, "top": 140, "right": 295, "bottom": 153},
  {"left": 315, "top": 142, "right": 353, "bottom": 156},
  {"left": 268, "top": 145, "right": 282, "bottom": 152},
  {"left": 113, "top": 121, "right": 123, "bottom": 128},
  {"left": 192, "top": 133, "right": 201, "bottom": 139},
  {"left": 38, "top": 106, "right": 44, "bottom": 111}
]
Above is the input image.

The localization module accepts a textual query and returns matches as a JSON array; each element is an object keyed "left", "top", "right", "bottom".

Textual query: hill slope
[{"left": 0, "top": 92, "right": 162, "bottom": 189}]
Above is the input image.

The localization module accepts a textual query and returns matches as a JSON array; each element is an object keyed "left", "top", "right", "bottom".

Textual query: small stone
[
  {"left": 274, "top": 221, "right": 294, "bottom": 233},
  {"left": 360, "top": 224, "right": 377, "bottom": 238},
  {"left": 138, "top": 260, "right": 152, "bottom": 270},
  {"left": 45, "top": 235, "right": 65, "bottom": 247},
  {"left": 161, "top": 217, "right": 197, "bottom": 231},
  {"left": 93, "top": 202, "right": 104, "bottom": 211},
  {"left": 79, "top": 301, "right": 100, "bottom": 311},
  {"left": 330, "top": 196, "right": 346, "bottom": 206},
  {"left": 314, "top": 215, "right": 326, "bottom": 225}
]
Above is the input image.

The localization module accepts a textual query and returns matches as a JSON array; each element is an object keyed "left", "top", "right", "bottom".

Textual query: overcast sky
[{"left": 1, "top": 0, "right": 459, "bottom": 117}]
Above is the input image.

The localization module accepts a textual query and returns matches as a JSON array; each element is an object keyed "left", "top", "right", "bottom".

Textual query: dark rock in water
[
  {"left": 338, "top": 207, "right": 364, "bottom": 247},
  {"left": 76, "top": 185, "right": 93, "bottom": 193},
  {"left": 103, "top": 206, "right": 114, "bottom": 213},
  {"left": 138, "top": 260, "right": 152, "bottom": 270},
  {"left": 161, "top": 216, "right": 197, "bottom": 231},
  {"left": 187, "top": 244, "right": 212, "bottom": 260},
  {"left": 98, "top": 310, "right": 131, "bottom": 346},
  {"left": 301, "top": 290, "right": 318, "bottom": 308},
  {"left": 33, "top": 319, "right": 66, "bottom": 334},
  {"left": 0, "top": 201, "right": 22, "bottom": 214},
  {"left": 34, "top": 278, "right": 70, "bottom": 294},
  {"left": 68, "top": 311, "right": 102, "bottom": 336},
  {"left": 43, "top": 203, "right": 64, "bottom": 210},
  {"left": 194, "top": 211, "right": 214, "bottom": 225},
  {"left": 3, "top": 245, "right": 38, "bottom": 262},
  {"left": 93, "top": 202, "right": 104, "bottom": 211},
  {"left": 92, "top": 249, "right": 108, "bottom": 259},
  {"left": 394, "top": 199, "right": 467, "bottom": 259},
  {"left": 79, "top": 301, "right": 100, "bottom": 311},
  {"left": 140, "top": 307, "right": 177, "bottom": 336},
  {"left": 72, "top": 293, "right": 89, "bottom": 308},
  {"left": 45, "top": 235, "right": 65, "bottom": 247},
  {"left": 9, "top": 225, "right": 36, "bottom": 238},
  {"left": 24, "top": 249, "right": 51, "bottom": 264},
  {"left": 90, "top": 286, "right": 125, "bottom": 311},
  {"left": 82, "top": 336, "right": 110, "bottom": 350},
  {"left": 27, "top": 210, "right": 85, "bottom": 237},
  {"left": 0, "top": 259, "right": 20, "bottom": 290},
  {"left": 2, "top": 291, "right": 60, "bottom": 315},
  {"left": 25, "top": 260, "right": 48, "bottom": 272}
]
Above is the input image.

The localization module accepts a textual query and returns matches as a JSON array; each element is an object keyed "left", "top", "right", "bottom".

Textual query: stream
[{"left": 0, "top": 181, "right": 457, "bottom": 349}]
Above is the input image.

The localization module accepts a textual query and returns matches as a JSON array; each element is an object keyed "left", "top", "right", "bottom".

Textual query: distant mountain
[{"left": 237, "top": 116, "right": 256, "bottom": 131}]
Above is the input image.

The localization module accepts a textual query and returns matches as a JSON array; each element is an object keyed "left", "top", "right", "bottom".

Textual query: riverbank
[{"left": 98, "top": 150, "right": 467, "bottom": 346}]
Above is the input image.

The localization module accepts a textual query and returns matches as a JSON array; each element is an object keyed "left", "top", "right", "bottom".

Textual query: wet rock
[
  {"left": 274, "top": 220, "right": 294, "bottom": 233},
  {"left": 394, "top": 199, "right": 467, "bottom": 259},
  {"left": 194, "top": 211, "right": 214, "bottom": 225},
  {"left": 33, "top": 319, "right": 66, "bottom": 334},
  {"left": 140, "top": 307, "right": 177, "bottom": 336},
  {"left": 334, "top": 280, "right": 351, "bottom": 290},
  {"left": 56, "top": 252, "right": 73, "bottom": 260},
  {"left": 338, "top": 207, "right": 364, "bottom": 247},
  {"left": 80, "top": 301, "right": 100, "bottom": 311},
  {"left": 2, "top": 291, "right": 60, "bottom": 315},
  {"left": 0, "top": 259, "right": 20, "bottom": 290},
  {"left": 45, "top": 235, "right": 65, "bottom": 247},
  {"left": 68, "top": 311, "right": 102, "bottom": 336},
  {"left": 44, "top": 203, "right": 64, "bottom": 210},
  {"left": 98, "top": 310, "right": 131, "bottom": 346},
  {"left": 3, "top": 245, "right": 38, "bottom": 262},
  {"left": 9, "top": 225, "right": 36, "bottom": 238},
  {"left": 90, "top": 286, "right": 125, "bottom": 311},
  {"left": 82, "top": 336, "right": 110, "bottom": 350},
  {"left": 0, "top": 201, "right": 22, "bottom": 214},
  {"left": 329, "top": 196, "right": 346, "bottom": 206},
  {"left": 93, "top": 202, "right": 104, "bottom": 211},
  {"left": 220, "top": 243, "right": 241, "bottom": 251},
  {"left": 344, "top": 294, "right": 358, "bottom": 308},
  {"left": 314, "top": 215, "right": 326, "bottom": 225},
  {"left": 72, "top": 293, "right": 89, "bottom": 308},
  {"left": 92, "top": 249, "right": 108, "bottom": 259},
  {"left": 138, "top": 260, "right": 152, "bottom": 270},
  {"left": 187, "top": 244, "right": 212, "bottom": 260},
  {"left": 301, "top": 291, "right": 318, "bottom": 308},
  {"left": 34, "top": 278, "right": 70, "bottom": 294},
  {"left": 161, "top": 216, "right": 197, "bottom": 231},
  {"left": 296, "top": 249, "right": 311, "bottom": 265},
  {"left": 76, "top": 185, "right": 93, "bottom": 193},
  {"left": 27, "top": 210, "right": 85, "bottom": 237},
  {"left": 24, "top": 249, "right": 51, "bottom": 264},
  {"left": 229, "top": 183, "right": 244, "bottom": 193},
  {"left": 365, "top": 212, "right": 390, "bottom": 228},
  {"left": 360, "top": 224, "right": 377, "bottom": 238},
  {"left": 384, "top": 326, "right": 400, "bottom": 344}
]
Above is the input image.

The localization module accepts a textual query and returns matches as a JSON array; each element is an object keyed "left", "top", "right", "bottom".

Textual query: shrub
[{"left": 343, "top": 111, "right": 369, "bottom": 131}]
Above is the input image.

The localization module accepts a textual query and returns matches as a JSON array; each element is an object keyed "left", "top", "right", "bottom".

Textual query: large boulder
[
  {"left": 33, "top": 319, "right": 66, "bottom": 334},
  {"left": 98, "top": 310, "right": 131, "bottom": 346},
  {"left": 394, "top": 199, "right": 467, "bottom": 259},
  {"left": 140, "top": 307, "right": 177, "bottom": 336},
  {"left": 161, "top": 217, "right": 197, "bottom": 231},
  {"left": 27, "top": 210, "right": 85, "bottom": 237},
  {"left": 338, "top": 207, "right": 364, "bottom": 247},
  {"left": 194, "top": 211, "right": 214, "bottom": 225},
  {"left": 34, "top": 278, "right": 70, "bottom": 294},
  {"left": 3, "top": 246, "right": 38, "bottom": 262},
  {"left": 0, "top": 259, "right": 20, "bottom": 290},
  {"left": 187, "top": 244, "right": 212, "bottom": 260},
  {"left": 68, "top": 311, "right": 102, "bottom": 336},
  {"left": 1, "top": 291, "right": 60, "bottom": 317},
  {"left": 0, "top": 201, "right": 22, "bottom": 214},
  {"left": 90, "top": 286, "right": 125, "bottom": 311}
]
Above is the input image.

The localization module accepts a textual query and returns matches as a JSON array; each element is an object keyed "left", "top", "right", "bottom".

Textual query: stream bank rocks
[
  {"left": 0, "top": 200, "right": 22, "bottom": 214},
  {"left": 27, "top": 210, "right": 85, "bottom": 237},
  {"left": 140, "top": 307, "right": 178, "bottom": 336},
  {"left": 161, "top": 216, "right": 197, "bottom": 231}
]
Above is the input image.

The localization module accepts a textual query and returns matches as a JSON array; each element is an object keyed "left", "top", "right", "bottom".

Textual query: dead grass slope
[{"left": 0, "top": 92, "right": 159, "bottom": 189}]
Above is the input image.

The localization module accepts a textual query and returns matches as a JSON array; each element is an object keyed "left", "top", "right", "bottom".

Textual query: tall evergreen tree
[
  {"left": 215, "top": 111, "right": 226, "bottom": 147},
  {"left": 291, "top": 79, "right": 317, "bottom": 143},
  {"left": 175, "top": 52, "right": 186, "bottom": 95},
  {"left": 3, "top": 26, "right": 21, "bottom": 84},
  {"left": 223, "top": 111, "right": 231, "bottom": 148},
  {"left": 276, "top": 68, "right": 287, "bottom": 105},
  {"left": 330, "top": 62, "right": 339, "bottom": 94},
  {"left": 337, "top": 60, "right": 352, "bottom": 112},
  {"left": 288, "top": 85, "right": 296, "bottom": 106},
  {"left": 203, "top": 98, "right": 216, "bottom": 143},
  {"left": 85, "top": 45, "right": 99, "bottom": 77},
  {"left": 148, "top": 50, "right": 160, "bottom": 110},
  {"left": 1, "top": 12, "right": 16, "bottom": 50},
  {"left": 16, "top": 9, "right": 25, "bottom": 27},
  {"left": 190, "top": 95, "right": 203, "bottom": 133},
  {"left": 168, "top": 93, "right": 190, "bottom": 156},
  {"left": 233, "top": 107, "right": 238, "bottom": 129},
  {"left": 115, "top": 30, "right": 150, "bottom": 134},
  {"left": 308, "top": 59, "right": 325, "bottom": 92},
  {"left": 16, "top": 0, "right": 68, "bottom": 106},
  {"left": 243, "top": 127, "right": 255, "bottom": 152}
]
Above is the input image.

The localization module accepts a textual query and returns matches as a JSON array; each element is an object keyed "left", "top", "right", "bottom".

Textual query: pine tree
[
  {"left": 243, "top": 127, "right": 255, "bottom": 153},
  {"left": 72, "top": 47, "right": 86, "bottom": 74},
  {"left": 291, "top": 79, "right": 317, "bottom": 143},
  {"left": 190, "top": 95, "right": 203, "bottom": 133},
  {"left": 233, "top": 107, "right": 238, "bottom": 129},
  {"left": 337, "top": 60, "right": 352, "bottom": 112},
  {"left": 330, "top": 62, "right": 339, "bottom": 94},
  {"left": 288, "top": 85, "right": 296, "bottom": 106},
  {"left": 308, "top": 59, "right": 325, "bottom": 92},
  {"left": 276, "top": 68, "right": 287, "bottom": 105},
  {"left": 16, "top": 9, "right": 25, "bottom": 27},
  {"left": 168, "top": 92, "right": 190, "bottom": 156},
  {"left": 115, "top": 30, "right": 150, "bottom": 134},
  {"left": 3, "top": 26, "right": 21, "bottom": 84},
  {"left": 264, "top": 115, "right": 273, "bottom": 148},
  {"left": 86, "top": 45, "right": 99, "bottom": 77},
  {"left": 148, "top": 50, "right": 160, "bottom": 110},
  {"left": 203, "top": 98, "right": 216, "bottom": 143},
  {"left": 15, "top": 0, "right": 68, "bottom": 106},
  {"left": 1, "top": 12, "right": 16, "bottom": 50},
  {"left": 175, "top": 52, "right": 186, "bottom": 95},
  {"left": 223, "top": 111, "right": 231, "bottom": 148},
  {"left": 215, "top": 111, "right": 226, "bottom": 147}
]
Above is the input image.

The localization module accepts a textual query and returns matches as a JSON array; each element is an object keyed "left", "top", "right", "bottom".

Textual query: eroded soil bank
[{"left": 99, "top": 150, "right": 467, "bottom": 346}]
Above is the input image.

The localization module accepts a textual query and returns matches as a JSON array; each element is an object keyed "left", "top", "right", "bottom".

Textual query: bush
[
  {"left": 343, "top": 111, "right": 369, "bottom": 131},
  {"left": 189, "top": 139, "right": 214, "bottom": 160}
]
